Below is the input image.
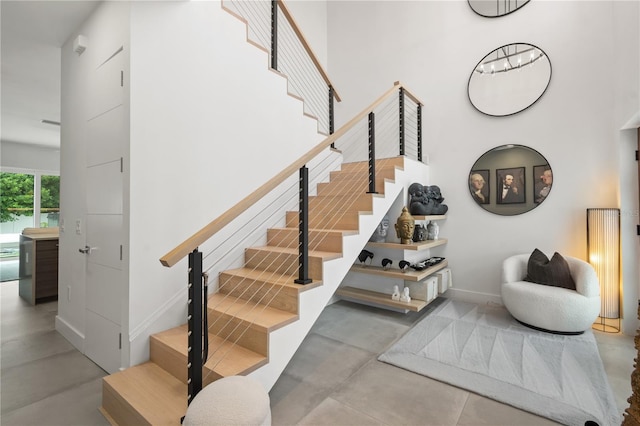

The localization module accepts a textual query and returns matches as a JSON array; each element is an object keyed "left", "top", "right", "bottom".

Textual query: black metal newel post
[
  {"left": 417, "top": 104, "right": 423, "bottom": 162},
  {"left": 329, "top": 86, "right": 335, "bottom": 148},
  {"left": 270, "top": 0, "right": 278, "bottom": 70},
  {"left": 295, "top": 166, "right": 312, "bottom": 284},
  {"left": 398, "top": 88, "right": 405, "bottom": 156},
  {"left": 367, "top": 112, "right": 378, "bottom": 194},
  {"left": 187, "top": 249, "right": 203, "bottom": 407}
]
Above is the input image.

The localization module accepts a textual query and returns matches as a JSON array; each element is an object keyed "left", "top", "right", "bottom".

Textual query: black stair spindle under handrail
[
  {"left": 399, "top": 87, "right": 405, "bottom": 156},
  {"left": 186, "top": 249, "right": 204, "bottom": 409},
  {"left": 295, "top": 166, "right": 312, "bottom": 284},
  {"left": 329, "top": 86, "right": 335, "bottom": 148},
  {"left": 367, "top": 112, "right": 378, "bottom": 194},
  {"left": 270, "top": 0, "right": 278, "bottom": 70},
  {"left": 417, "top": 103, "right": 423, "bottom": 162}
]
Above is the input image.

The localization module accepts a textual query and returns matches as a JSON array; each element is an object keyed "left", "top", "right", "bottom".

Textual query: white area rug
[{"left": 378, "top": 299, "right": 620, "bottom": 426}]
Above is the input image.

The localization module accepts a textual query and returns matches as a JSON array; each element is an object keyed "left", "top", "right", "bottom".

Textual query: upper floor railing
[{"left": 222, "top": 0, "right": 341, "bottom": 135}]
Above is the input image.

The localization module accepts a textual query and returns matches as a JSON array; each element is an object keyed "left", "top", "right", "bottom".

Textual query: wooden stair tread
[
  {"left": 268, "top": 227, "right": 359, "bottom": 236},
  {"left": 102, "top": 362, "right": 186, "bottom": 425},
  {"left": 248, "top": 245, "right": 343, "bottom": 261},
  {"left": 221, "top": 267, "right": 323, "bottom": 291},
  {"left": 208, "top": 293, "right": 299, "bottom": 331},
  {"left": 340, "top": 157, "right": 405, "bottom": 170},
  {"left": 153, "top": 325, "right": 268, "bottom": 377}
]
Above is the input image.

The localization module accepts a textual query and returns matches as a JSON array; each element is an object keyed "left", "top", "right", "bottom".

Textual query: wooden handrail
[
  {"left": 277, "top": 0, "right": 341, "bottom": 102},
  {"left": 159, "top": 82, "right": 423, "bottom": 267}
]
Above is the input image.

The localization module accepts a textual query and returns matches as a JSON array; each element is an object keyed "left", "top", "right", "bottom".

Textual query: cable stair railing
[
  {"left": 173, "top": 80, "right": 422, "bottom": 413},
  {"left": 100, "top": 81, "right": 426, "bottom": 425},
  {"left": 222, "top": 0, "right": 341, "bottom": 136},
  {"left": 100, "top": 3, "right": 427, "bottom": 424}
]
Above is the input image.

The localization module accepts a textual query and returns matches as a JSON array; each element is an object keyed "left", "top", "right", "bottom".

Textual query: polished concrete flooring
[{"left": 1, "top": 279, "right": 636, "bottom": 425}]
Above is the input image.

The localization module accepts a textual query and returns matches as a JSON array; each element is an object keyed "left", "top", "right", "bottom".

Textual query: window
[{"left": 0, "top": 170, "right": 60, "bottom": 259}]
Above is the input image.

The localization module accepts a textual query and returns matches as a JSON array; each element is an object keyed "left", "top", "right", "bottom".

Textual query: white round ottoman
[{"left": 183, "top": 376, "right": 271, "bottom": 426}]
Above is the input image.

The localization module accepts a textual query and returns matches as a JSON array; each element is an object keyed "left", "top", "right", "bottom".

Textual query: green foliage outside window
[{"left": 0, "top": 173, "right": 60, "bottom": 223}]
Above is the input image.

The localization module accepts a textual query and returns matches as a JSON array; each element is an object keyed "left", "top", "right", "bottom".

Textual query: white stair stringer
[{"left": 248, "top": 156, "right": 430, "bottom": 390}]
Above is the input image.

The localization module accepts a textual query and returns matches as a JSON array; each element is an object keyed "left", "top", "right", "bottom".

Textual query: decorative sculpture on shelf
[
  {"left": 395, "top": 207, "right": 415, "bottom": 245},
  {"left": 391, "top": 285, "right": 400, "bottom": 301},
  {"left": 408, "top": 183, "right": 449, "bottom": 216},
  {"left": 370, "top": 215, "right": 390, "bottom": 243},
  {"left": 400, "top": 287, "right": 411, "bottom": 303},
  {"left": 382, "top": 258, "right": 393, "bottom": 270},
  {"left": 426, "top": 221, "right": 439, "bottom": 240},
  {"left": 399, "top": 260, "right": 411, "bottom": 273},
  {"left": 358, "top": 249, "right": 374, "bottom": 265},
  {"left": 413, "top": 224, "right": 427, "bottom": 242}
]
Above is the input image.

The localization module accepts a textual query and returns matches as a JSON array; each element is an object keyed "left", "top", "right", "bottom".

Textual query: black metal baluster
[
  {"left": 329, "top": 86, "right": 335, "bottom": 149},
  {"left": 367, "top": 112, "right": 377, "bottom": 194},
  {"left": 417, "top": 104, "right": 423, "bottom": 162},
  {"left": 271, "top": 0, "right": 278, "bottom": 70},
  {"left": 187, "top": 249, "right": 203, "bottom": 407},
  {"left": 399, "top": 87, "right": 405, "bottom": 156},
  {"left": 295, "top": 166, "right": 312, "bottom": 284}
]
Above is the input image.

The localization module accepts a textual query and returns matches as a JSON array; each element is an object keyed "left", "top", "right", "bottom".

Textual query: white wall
[
  {"left": 0, "top": 141, "right": 60, "bottom": 171},
  {"left": 127, "top": 1, "right": 326, "bottom": 364},
  {"left": 286, "top": 0, "right": 328, "bottom": 69},
  {"left": 328, "top": 1, "right": 640, "bottom": 333}
]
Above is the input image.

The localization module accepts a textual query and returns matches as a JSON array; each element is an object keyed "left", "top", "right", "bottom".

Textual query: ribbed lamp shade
[{"left": 587, "top": 208, "right": 620, "bottom": 332}]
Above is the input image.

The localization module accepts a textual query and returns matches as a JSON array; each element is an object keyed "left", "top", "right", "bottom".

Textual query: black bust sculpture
[{"left": 409, "top": 183, "right": 448, "bottom": 215}]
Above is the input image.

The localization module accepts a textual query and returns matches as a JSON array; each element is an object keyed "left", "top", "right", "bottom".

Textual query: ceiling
[{"left": 1, "top": 0, "right": 100, "bottom": 149}]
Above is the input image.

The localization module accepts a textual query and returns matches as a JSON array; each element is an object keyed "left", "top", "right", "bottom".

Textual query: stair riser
[
  {"left": 340, "top": 157, "right": 405, "bottom": 172},
  {"left": 245, "top": 248, "right": 325, "bottom": 280},
  {"left": 267, "top": 228, "right": 343, "bottom": 253},
  {"left": 218, "top": 272, "right": 300, "bottom": 314},
  {"left": 285, "top": 211, "right": 361, "bottom": 230},
  {"left": 329, "top": 168, "right": 396, "bottom": 182},
  {"left": 309, "top": 194, "right": 373, "bottom": 213},
  {"left": 102, "top": 381, "right": 152, "bottom": 426},
  {"left": 150, "top": 336, "right": 222, "bottom": 387},
  {"left": 316, "top": 178, "right": 389, "bottom": 196},
  {"left": 206, "top": 311, "right": 270, "bottom": 356}
]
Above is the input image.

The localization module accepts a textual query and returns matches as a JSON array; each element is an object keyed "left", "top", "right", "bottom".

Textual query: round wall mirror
[
  {"left": 468, "top": 0, "right": 531, "bottom": 18},
  {"left": 468, "top": 144, "right": 552, "bottom": 215},
  {"left": 468, "top": 43, "right": 551, "bottom": 117}
]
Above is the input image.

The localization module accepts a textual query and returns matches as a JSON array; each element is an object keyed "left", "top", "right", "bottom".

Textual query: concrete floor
[{"left": 1, "top": 280, "right": 636, "bottom": 425}]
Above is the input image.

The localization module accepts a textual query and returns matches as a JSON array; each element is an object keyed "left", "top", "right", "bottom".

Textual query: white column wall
[
  {"left": 328, "top": 1, "right": 640, "bottom": 333},
  {"left": 128, "top": 1, "right": 326, "bottom": 364},
  {"left": 58, "top": 1, "right": 130, "bottom": 352}
]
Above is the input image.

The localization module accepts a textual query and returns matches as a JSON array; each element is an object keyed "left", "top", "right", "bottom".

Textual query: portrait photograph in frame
[
  {"left": 469, "top": 169, "right": 490, "bottom": 204},
  {"left": 496, "top": 167, "right": 525, "bottom": 204},
  {"left": 533, "top": 164, "right": 553, "bottom": 203}
]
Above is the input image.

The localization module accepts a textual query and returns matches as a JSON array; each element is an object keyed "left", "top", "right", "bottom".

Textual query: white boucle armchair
[{"left": 501, "top": 253, "right": 601, "bottom": 334}]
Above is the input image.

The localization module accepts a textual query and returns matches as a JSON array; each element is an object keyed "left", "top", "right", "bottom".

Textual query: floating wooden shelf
[
  {"left": 350, "top": 259, "right": 448, "bottom": 282},
  {"left": 366, "top": 238, "right": 447, "bottom": 251},
  {"left": 336, "top": 286, "right": 429, "bottom": 312},
  {"left": 413, "top": 215, "right": 446, "bottom": 221}
]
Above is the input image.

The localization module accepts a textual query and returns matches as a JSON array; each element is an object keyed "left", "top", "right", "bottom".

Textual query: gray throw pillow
[{"left": 524, "top": 248, "right": 576, "bottom": 290}]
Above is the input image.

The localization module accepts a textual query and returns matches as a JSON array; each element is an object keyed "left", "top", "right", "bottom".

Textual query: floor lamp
[{"left": 587, "top": 208, "right": 621, "bottom": 333}]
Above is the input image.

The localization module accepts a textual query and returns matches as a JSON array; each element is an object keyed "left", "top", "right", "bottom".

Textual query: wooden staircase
[{"left": 100, "top": 157, "right": 405, "bottom": 425}]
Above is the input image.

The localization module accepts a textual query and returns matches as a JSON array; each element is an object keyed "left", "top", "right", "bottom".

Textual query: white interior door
[{"left": 82, "top": 46, "right": 126, "bottom": 374}]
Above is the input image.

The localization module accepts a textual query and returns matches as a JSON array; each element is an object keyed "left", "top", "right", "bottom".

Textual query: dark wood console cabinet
[{"left": 19, "top": 228, "right": 59, "bottom": 305}]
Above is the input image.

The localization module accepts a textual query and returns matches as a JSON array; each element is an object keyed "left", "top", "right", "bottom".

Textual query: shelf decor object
[{"left": 587, "top": 208, "right": 621, "bottom": 333}]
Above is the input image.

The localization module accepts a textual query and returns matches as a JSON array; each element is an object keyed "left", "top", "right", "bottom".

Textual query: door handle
[{"left": 78, "top": 245, "right": 97, "bottom": 254}]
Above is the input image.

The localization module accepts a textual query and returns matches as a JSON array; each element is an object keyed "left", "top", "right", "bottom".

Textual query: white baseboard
[
  {"left": 55, "top": 315, "right": 85, "bottom": 352},
  {"left": 444, "top": 287, "right": 503, "bottom": 306}
]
